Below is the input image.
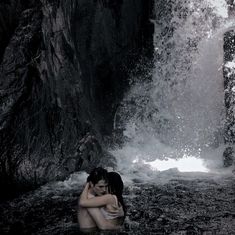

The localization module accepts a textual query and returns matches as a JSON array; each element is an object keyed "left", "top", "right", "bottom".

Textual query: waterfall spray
[{"left": 111, "top": 0, "right": 235, "bottom": 177}]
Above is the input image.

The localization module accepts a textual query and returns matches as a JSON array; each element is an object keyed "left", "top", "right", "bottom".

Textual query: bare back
[{"left": 100, "top": 195, "right": 124, "bottom": 225}]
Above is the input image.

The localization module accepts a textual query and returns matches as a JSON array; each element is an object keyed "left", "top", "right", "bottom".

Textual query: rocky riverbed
[{"left": 0, "top": 172, "right": 234, "bottom": 235}]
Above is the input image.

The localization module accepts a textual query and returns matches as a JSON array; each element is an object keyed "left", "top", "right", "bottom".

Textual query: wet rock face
[
  {"left": 224, "top": 30, "right": 235, "bottom": 144},
  {"left": 0, "top": 0, "right": 153, "bottom": 196},
  {"left": 223, "top": 146, "right": 234, "bottom": 167},
  {"left": 71, "top": 0, "right": 154, "bottom": 134},
  {"left": 0, "top": 1, "right": 38, "bottom": 63},
  {"left": 223, "top": 30, "right": 235, "bottom": 168},
  {"left": 0, "top": 3, "right": 45, "bottom": 195}
]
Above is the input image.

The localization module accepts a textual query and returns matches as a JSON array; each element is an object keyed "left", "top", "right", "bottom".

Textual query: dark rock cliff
[
  {"left": 0, "top": 0, "right": 154, "bottom": 197},
  {"left": 223, "top": 29, "right": 235, "bottom": 167}
]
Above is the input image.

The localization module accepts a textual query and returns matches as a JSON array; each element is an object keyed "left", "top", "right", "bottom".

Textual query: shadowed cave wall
[{"left": 0, "top": 0, "right": 154, "bottom": 197}]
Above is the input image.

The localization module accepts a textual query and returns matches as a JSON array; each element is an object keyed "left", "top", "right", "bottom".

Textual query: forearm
[
  {"left": 79, "top": 183, "right": 90, "bottom": 207},
  {"left": 79, "top": 189, "right": 111, "bottom": 208}
]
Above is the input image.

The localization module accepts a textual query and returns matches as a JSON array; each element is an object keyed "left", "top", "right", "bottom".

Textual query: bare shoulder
[{"left": 105, "top": 194, "right": 116, "bottom": 203}]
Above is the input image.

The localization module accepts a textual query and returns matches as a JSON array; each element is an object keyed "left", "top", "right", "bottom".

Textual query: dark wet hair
[
  {"left": 87, "top": 167, "right": 108, "bottom": 185},
  {"left": 108, "top": 172, "right": 126, "bottom": 216}
]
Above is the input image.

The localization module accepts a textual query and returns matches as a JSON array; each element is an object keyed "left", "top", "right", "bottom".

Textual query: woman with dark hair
[
  {"left": 79, "top": 171, "right": 126, "bottom": 227},
  {"left": 106, "top": 172, "right": 126, "bottom": 220}
]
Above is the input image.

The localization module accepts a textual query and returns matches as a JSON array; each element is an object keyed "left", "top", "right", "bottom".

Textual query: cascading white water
[{"left": 111, "top": 0, "right": 235, "bottom": 180}]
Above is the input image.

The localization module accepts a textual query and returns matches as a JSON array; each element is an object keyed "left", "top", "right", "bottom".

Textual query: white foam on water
[
  {"left": 143, "top": 156, "right": 209, "bottom": 172},
  {"left": 206, "top": 0, "right": 228, "bottom": 18}
]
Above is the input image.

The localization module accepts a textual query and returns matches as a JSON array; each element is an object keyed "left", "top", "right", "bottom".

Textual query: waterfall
[{"left": 111, "top": 0, "right": 235, "bottom": 180}]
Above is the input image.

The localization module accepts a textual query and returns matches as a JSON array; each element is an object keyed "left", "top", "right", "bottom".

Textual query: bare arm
[
  {"left": 79, "top": 183, "right": 114, "bottom": 208},
  {"left": 87, "top": 207, "right": 121, "bottom": 230}
]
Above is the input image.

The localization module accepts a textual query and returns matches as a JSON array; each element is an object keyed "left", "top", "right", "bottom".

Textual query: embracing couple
[{"left": 78, "top": 167, "right": 126, "bottom": 233}]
